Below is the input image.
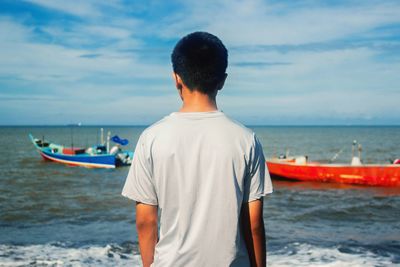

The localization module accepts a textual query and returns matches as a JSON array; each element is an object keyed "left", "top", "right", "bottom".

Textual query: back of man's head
[{"left": 171, "top": 32, "right": 228, "bottom": 95}]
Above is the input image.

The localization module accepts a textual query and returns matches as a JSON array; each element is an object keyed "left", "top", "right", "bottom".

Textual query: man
[{"left": 122, "top": 32, "right": 273, "bottom": 267}]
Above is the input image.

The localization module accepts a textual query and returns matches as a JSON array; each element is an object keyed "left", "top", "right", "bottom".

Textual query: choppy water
[{"left": 0, "top": 126, "right": 399, "bottom": 266}]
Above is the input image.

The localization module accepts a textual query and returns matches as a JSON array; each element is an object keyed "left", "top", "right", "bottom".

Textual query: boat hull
[
  {"left": 267, "top": 161, "right": 400, "bottom": 187},
  {"left": 40, "top": 148, "right": 116, "bottom": 168}
]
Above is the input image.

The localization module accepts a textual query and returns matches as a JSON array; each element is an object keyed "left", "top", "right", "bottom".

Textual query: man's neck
[{"left": 179, "top": 88, "right": 218, "bottom": 112}]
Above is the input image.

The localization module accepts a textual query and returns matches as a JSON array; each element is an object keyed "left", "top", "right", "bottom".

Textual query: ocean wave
[
  {"left": 269, "top": 242, "right": 397, "bottom": 267},
  {"left": 0, "top": 242, "right": 142, "bottom": 267},
  {"left": 0, "top": 242, "right": 396, "bottom": 267}
]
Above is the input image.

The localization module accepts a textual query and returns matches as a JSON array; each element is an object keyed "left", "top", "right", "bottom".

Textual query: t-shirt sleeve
[
  {"left": 121, "top": 133, "right": 158, "bottom": 205},
  {"left": 244, "top": 134, "right": 273, "bottom": 202}
]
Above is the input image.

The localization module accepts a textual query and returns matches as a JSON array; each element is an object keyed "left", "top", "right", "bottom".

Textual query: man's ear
[
  {"left": 172, "top": 72, "right": 183, "bottom": 90},
  {"left": 173, "top": 72, "right": 184, "bottom": 100},
  {"left": 217, "top": 73, "right": 228, "bottom": 91}
]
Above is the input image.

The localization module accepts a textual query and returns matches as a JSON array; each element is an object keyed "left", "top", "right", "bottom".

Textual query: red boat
[
  {"left": 267, "top": 160, "right": 400, "bottom": 187},
  {"left": 266, "top": 141, "right": 400, "bottom": 187}
]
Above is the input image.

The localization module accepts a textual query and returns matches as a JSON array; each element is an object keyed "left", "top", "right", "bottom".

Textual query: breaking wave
[{"left": 0, "top": 242, "right": 397, "bottom": 267}]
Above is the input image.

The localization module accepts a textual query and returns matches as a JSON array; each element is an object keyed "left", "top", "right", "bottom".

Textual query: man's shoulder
[
  {"left": 141, "top": 115, "right": 172, "bottom": 137},
  {"left": 214, "top": 113, "right": 257, "bottom": 146},
  {"left": 221, "top": 113, "right": 254, "bottom": 136}
]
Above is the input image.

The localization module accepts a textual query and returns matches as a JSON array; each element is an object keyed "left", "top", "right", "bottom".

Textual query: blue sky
[{"left": 0, "top": 0, "right": 399, "bottom": 125}]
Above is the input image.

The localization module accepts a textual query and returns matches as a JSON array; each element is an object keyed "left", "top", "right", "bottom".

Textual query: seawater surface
[{"left": 0, "top": 126, "right": 399, "bottom": 267}]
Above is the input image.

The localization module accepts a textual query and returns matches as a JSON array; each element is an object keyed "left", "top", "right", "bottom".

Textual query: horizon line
[{"left": 1, "top": 124, "right": 399, "bottom": 127}]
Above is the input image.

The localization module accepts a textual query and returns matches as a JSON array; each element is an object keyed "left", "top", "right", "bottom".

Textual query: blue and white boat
[{"left": 29, "top": 134, "right": 133, "bottom": 169}]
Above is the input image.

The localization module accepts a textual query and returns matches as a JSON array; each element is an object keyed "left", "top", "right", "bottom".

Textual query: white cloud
[
  {"left": 156, "top": 0, "right": 400, "bottom": 46},
  {"left": 24, "top": 0, "right": 102, "bottom": 18},
  {"left": 0, "top": 17, "right": 167, "bottom": 85},
  {"left": 0, "top": 92, "right": 180, "bottom": 125}
]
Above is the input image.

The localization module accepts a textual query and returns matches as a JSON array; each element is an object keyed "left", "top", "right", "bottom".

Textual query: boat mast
[
  {"left": 352, "top": 140, "right": 357, "bottom": 158},
  {"left": 101, "top": 128, "right": 104, "bottom": 145},
  {"left": 70, "top": 126, "right": 74, "bottom": 149},
  {"left": 107, "top": 131, "right": 111, "bottom": 153},
  {"left": 96, "top": 128, "right": 99, "bottom": 145}
]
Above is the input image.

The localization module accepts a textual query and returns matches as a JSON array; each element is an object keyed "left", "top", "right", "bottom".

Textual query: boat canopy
[{"left": 111, "top": 135, "right": 129, "bottom": 146}]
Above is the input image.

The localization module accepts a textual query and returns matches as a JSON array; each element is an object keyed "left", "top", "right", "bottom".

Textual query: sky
[{"left": 0, "top": 0, "right": 399, "bottom": 125}]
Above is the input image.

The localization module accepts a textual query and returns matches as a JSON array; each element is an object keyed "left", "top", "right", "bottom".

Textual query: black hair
[{"left": 171, "top": 32, "right": 228, "bottom": 94}]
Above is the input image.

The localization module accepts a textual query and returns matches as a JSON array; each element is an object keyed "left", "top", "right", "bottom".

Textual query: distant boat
[
  {"left": 29, "top": 134, "right": 133, "bottom": 169},
  {"left": 267, "top": 141, "right": 400, "bottom": 187}
]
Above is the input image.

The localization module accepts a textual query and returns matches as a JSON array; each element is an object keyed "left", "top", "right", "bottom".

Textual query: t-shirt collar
[{"left": 169, "top": 110, "right": 224, "bottom": 119}]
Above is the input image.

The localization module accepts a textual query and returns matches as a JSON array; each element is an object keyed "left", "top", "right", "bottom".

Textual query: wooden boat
[
  {"left": 267, "top": 159, "right": 400, "bottom": 187},
  {"left": 29, "top": 134, "right": 133, "bottom": 169},
  {"left": 266, "top": 141, "right": 400, "bottom": 187}
]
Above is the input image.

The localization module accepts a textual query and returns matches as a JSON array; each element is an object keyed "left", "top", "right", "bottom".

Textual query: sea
[{"left": 0, "top": 126, "right": 399, "bottom": 267}]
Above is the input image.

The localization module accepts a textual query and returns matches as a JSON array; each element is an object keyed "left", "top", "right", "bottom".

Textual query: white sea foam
[
  {"left": 0, "top": 242, "right": 396, "bottom": 267},
  {"left": 0, "top": 243, "right": 142, "bottom": 267},
  {"left": 269, "top": 243, "right": 397, "bottom": 267}
]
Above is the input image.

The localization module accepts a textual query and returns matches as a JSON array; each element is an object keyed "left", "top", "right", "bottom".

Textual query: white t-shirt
[{"left": 122, "top": 110, "right": 273, "bottom": 267}]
